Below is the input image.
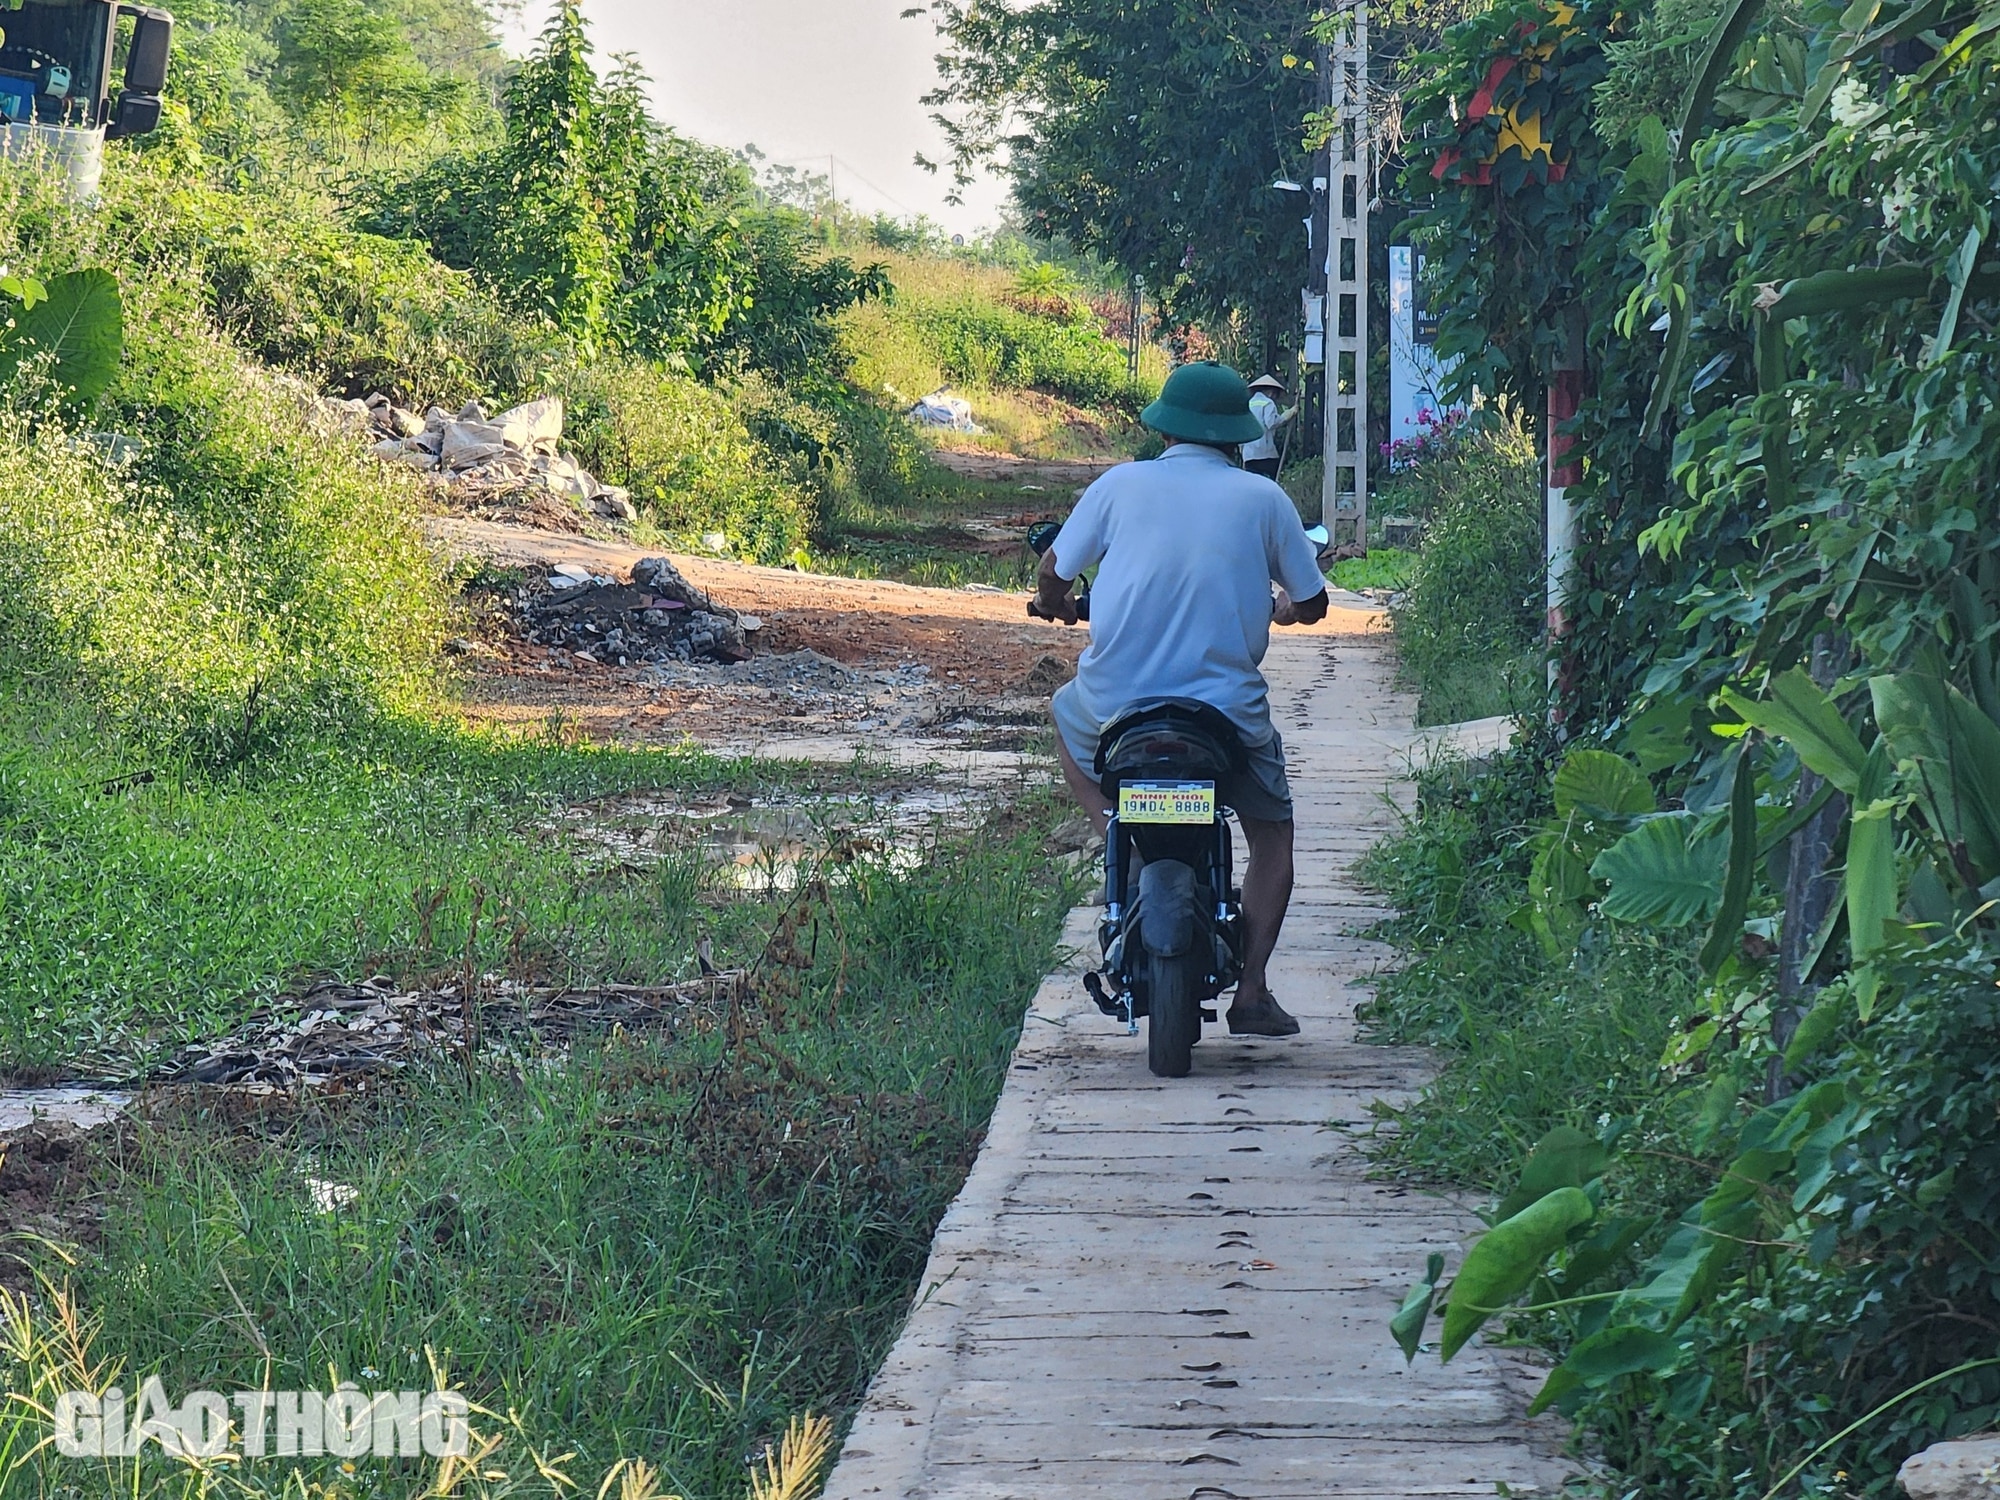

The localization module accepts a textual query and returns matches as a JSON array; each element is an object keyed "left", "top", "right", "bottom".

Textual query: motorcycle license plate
[{"left": 1118, "top": 780, "right": 1216, "bottom": 824}]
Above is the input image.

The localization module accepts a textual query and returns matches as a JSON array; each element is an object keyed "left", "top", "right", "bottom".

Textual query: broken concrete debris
[
  {"left": 517, "top": 554, "right": 756, "bottom": 666},
  {"left": 349, "top": 391, "right": 637, "bottom": 522},
  {"left": 1900, "top": 1438, "right": 2000, "bottom": 1498},
  {"left": 153, "top": 974, "right": 743, "bottom": 1092}
]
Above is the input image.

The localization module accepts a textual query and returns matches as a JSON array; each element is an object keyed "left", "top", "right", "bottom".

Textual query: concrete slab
[{"left": 821, "top": 634, "right": 1572, "bottom": 1500}]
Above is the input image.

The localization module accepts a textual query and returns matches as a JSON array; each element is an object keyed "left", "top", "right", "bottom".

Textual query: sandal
[{"left": 1226, "top": 992, "right": 1301, "bottom": 1037}]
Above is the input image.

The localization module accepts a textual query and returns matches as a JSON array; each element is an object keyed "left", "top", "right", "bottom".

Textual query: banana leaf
[
  {"left": 1870, "top": 671, "right": 2000, "bottom": 882},
  {"left": 1845, "top": 743, "right": 1898, "bottom": 960},
  {"left": 1719, "top": 668, "right": 1869, "bottom": 794}
]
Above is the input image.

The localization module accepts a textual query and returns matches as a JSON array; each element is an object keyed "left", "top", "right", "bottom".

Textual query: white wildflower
[
  {"left": 1881, "top": 174, "right": 1918, "bottom": 234},
  {"left": 1829, "top": 77, "right": 1873, "bottom": 128}
]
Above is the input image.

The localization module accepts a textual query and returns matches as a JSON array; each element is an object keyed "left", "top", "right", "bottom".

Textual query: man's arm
[
  {"left": 1032, "top": 546, "right": 1080, "bottom": 624},
  {"left": 1272, "top": 586, "right": 1329, "bottom": 627}
]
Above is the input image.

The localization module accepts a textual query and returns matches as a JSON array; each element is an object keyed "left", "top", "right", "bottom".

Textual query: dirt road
[{"left": 424, "top": 516, "right": 1383, "bottom": 756}]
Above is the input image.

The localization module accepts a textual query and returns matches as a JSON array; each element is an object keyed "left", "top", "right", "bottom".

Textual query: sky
[{"left": 503, "top": 0, "right": 1015, "bottom": 237}]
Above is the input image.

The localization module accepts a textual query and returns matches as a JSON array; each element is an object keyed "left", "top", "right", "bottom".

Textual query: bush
[
  {"left": 87, "top": 158, "right": 557, "bottom": 405},
  {"left": 0, "top": 382, "right": 445, "bottom": 765},
  {"left": 555, "top": 357, "right": 816, "bottom": 562},
  {"left": 1387, "top": 422, "right": 1545, "bottom": 724},
  {"left": 841, "top": 252, "right": 1153, "bottom": 413},
  {"left": 907, "top": 296, "right": 1141, "bottom": 409},
  {"left": 732, "top": 374, "right": 936, "bottom": 537}
]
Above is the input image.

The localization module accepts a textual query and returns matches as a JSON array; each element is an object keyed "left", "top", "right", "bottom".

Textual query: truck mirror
[
  {"left": 120, "top": 7, "right": 173, "bottom": 96},
  {"left": 107, "top": 91, "right": 161, "bottom": 139}
]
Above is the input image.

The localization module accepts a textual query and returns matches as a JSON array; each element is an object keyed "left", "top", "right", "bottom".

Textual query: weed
[
  {"left": 1383, "top": 424, "right": 1545, "bottom": 724},
  {"left": 3, "top": 804, "right": 1077, "bottom": 1498},
  {"left": 1329, "top": 547, "right": 1416, "bottom": 593}
]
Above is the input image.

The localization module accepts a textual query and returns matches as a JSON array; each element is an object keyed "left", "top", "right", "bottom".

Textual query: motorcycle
[{"left": 1025, "top": 523, "right": 1245, "bottom": 1078}]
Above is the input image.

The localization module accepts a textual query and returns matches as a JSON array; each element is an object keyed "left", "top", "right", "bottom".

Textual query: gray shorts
[{"left": 1050, "top": 680, "right": 1294, "bottom": 823}]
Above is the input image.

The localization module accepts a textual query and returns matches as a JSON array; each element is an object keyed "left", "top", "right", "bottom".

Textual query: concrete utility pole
[
  {"left": 1321, "top": 4, "right": 1369, "bottom": 552},
  {"left": 1546, "top": 303, "right": 1585, "bottom": 711}
]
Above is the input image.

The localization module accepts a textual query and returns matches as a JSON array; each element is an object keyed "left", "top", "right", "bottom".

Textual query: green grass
[
  {"left": 4, "top": 792, "right": 1076, "bottom": 1499},
  {"left": 0, "top": 695, "right": 923, "bottom": 1077},
  {"left": 1381, "top": 426, "right": 1546, "bottom": 725},
  {"left": 843, "top": 252, "right": 1162, "bottom": 414},
  {"left": 1353, "top": 744, "right": 1706, "bottom": 1214},
  {"left": 1329, "top": 547, "right": 1416, "bottom": 593}
]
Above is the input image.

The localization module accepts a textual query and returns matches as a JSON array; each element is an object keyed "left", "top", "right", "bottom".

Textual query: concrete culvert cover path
[{"left": 823, "top": 631, "right": 1573, "bottom": 1499}]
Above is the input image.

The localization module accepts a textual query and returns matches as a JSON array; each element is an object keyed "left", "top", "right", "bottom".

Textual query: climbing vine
[{"left": 1385, "top": 0, "right": 2000, "bottom": 1489}]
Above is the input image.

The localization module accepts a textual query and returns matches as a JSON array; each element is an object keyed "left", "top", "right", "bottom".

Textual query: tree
[
  {"left": 269, "top": 0, "right": 462, "bottom": 164},
  {"left": 366, "top": 3, "right": 886, "bottom": 376},
  {"left": 492, "top": 1, "right": 624, "bottom": 348},
  {"left": 921, "top": 0, "right": 1319, "bottom": 364}
]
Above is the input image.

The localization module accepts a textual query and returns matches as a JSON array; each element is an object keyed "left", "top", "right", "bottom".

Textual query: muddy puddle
[
  {"left": 551, "top": 786, "right": 997, "bottom": 891},
  {"left": 0, "top": 1086, "right": 129, "bottom": 1135}
]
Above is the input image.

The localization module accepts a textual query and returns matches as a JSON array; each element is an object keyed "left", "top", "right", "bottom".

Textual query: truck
[{"left": 0, "top": 0, "right": 172, "bottom": 195}]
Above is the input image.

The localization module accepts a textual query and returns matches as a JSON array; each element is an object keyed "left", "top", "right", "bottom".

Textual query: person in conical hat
[{"left": 1240, "top": 373, "right": 1297, "bottom": 479}]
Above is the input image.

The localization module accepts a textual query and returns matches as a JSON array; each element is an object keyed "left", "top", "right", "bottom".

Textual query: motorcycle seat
[{"left": 1095, "top": 698, "right": 1247, "bottom": 795}]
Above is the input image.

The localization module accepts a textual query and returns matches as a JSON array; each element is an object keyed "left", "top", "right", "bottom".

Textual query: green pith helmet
[{"left": 1140, "top": 361, "right": 1265, "bottom": 446}]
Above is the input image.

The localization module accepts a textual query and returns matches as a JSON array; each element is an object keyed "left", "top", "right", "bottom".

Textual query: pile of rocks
[
  {"left": 352, "top": 393, "right": 637, "bottom": 522},
  {"left": 517, "top": 555, "right": 759, "bottom": 666}
]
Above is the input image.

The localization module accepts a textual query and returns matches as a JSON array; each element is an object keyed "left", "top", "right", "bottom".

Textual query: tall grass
[
  {"left": 1383, "top": 423, "right": 1545, "bottom": 724},
  {"left": 0, "top": 384, "right": 446, "bottom": 765},
  {"left": 841, "top": 252, "right": 1159, "bottom": 431},
  {"left": 1355, "top": 741, "right": 1707, "bottom": 1205},
  {"left": 3, "top": 805, "right": 1078, "bottom": 1498}
]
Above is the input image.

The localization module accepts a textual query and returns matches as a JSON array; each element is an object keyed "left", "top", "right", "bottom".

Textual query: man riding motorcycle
[{"left": 1030, "top": 361, "right": 1330, "bottom": 1038}]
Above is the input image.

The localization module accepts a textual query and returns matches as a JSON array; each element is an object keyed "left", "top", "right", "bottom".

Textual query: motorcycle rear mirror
[
  {"left": 1026, "top": 520, "right": 1062, "bottom": 556},
  {"left": 1304, "top": 523, "right": 1330, "bottom": 547}
]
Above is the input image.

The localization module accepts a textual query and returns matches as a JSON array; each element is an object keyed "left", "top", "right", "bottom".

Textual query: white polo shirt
[{"left": 1051, "top": 445, "right": 1327, "bottom": 745}]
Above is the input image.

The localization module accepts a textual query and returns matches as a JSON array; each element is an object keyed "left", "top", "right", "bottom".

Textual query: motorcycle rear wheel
[{"left": 1146, "top": 949, "right": 1200, "bottom": 1078}]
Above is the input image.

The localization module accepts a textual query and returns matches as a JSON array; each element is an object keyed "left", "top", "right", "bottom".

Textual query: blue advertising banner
[{"left": 1387, "top": 246, "right": 1461, "bottom": 467}]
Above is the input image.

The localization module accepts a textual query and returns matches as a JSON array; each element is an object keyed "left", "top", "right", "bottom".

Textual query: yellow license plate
[{"left": 1118, "top": 780, "right": 1216, "bottom": 824}]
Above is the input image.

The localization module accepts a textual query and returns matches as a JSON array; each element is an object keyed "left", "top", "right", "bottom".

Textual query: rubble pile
[
  {"left": 517, "top": 555, "right": 760, "bottom": 666},
  {"left": 152, "top": 973, "right": 744, "bottom": 1091},
  {"left": 346, "top": 392, "right": 638, "bottom": 523}
]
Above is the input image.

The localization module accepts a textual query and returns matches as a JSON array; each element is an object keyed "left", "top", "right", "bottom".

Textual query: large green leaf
[
  {"left": 1592, "top": 817, "right": 1728, "bottom": 927},
  {"left": 1527, "top": 1323, "right": 1680, "bottom": 1414},
  {"left": 1718, "top": 668, "right": 1869, "bottom": 795},
  {"left": 1391, "top": 1252, "right": 1445, "bottom": 1363},
  {"left": 1871, "top": 671, "right": 2000, "bottom": 881},
  {"left": 1554, "top": 749, "right": 1656, "bottom": 819},
  {"left": 0, "top": 268, "right": 124, "bottom": 405},
  {"left": 1845, "top": 742, "right": 1898, "bottom": 960},
  {"left": 1699, "top": 746, "right": 1759, "bottom": 974},
  {"left": 1495, "top": 1126, "right": 1609, "bottom": 1224},
  {"left": 1439, "top": 1188, "right": 1595, "bottom": 1362}
]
